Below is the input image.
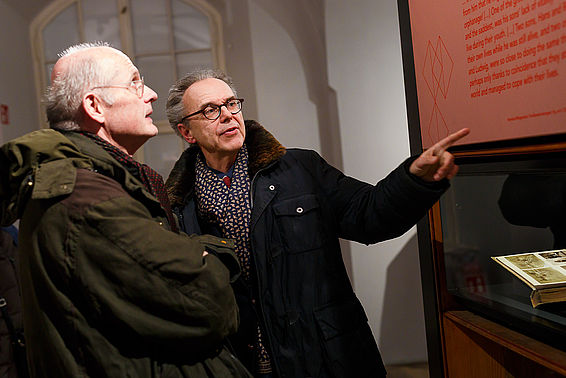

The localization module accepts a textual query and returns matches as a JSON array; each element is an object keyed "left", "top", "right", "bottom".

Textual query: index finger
[{"left": 432, "top": 128, "right": 470, "bottom": 151}]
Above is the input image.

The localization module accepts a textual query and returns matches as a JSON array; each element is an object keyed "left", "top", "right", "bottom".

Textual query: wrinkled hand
[{"left": 409, "top": 128, "right": 470, "bottom": 182}]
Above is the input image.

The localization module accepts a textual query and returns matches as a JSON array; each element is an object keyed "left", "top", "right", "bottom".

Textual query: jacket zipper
[
  {"left": 249, "top": 161, "right": 277, "bottom": 208},
  {"left": 248, "top": 163, "right": 282, "bottom": 377}
]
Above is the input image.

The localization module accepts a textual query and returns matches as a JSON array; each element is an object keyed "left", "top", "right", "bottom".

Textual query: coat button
[
  {"left": 269, "top": 185, "right": 275, "bottom": 191},
  {"left": 296, "top": 207, "right": 304, "bottom": 214}
]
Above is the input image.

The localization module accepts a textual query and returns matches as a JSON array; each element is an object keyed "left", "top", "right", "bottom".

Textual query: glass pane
[
  {"left": 130, "top": 0, "right": 169, "bottom": 54},
  {"left": 439, "top": 156, "right": 566, "bottom": 349},
  {"left": 176, "top": 51, "right": 213, "bottom": 78},
  {"left": 45, "top": 64, "right": 55, "bottom": 85},
  {"left": 136, "top": 55, "right": 175, "bottom": 122},
  {"left": 82, "top": 0, "right": 121, "bottom": 48},
  {"left": 172, "top": 0, "right": 211, "bottom": 50},
  {"left": 43, "top": 4, "right": 80, "bottom": 61},
  {"left": 143, "top": 133, "right": 185, "bottom": 178}
]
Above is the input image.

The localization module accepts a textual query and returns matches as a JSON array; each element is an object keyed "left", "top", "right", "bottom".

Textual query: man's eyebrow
[{"left": 199, "top": 96, "right": 236, "bottom": 109}]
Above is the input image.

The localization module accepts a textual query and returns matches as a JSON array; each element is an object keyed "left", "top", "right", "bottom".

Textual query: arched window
[{"left": 31, "top": 0, "right": 224, "bottom": 176}]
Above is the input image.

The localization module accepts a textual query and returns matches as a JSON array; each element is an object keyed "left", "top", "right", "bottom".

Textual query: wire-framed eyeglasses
[
  {"left": 181, "top": 98, "right": 244, "bottom": 122},
  {"left": 91, "top": 77, "right": 145, "bottom": 98}
]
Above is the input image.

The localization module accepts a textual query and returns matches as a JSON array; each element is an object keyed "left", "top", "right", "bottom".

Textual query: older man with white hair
[{"left": 0, "top": 43, "right": 251, "bottom": 377}]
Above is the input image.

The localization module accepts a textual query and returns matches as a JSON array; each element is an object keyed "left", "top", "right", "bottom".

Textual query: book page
[{"left": 493, "top": 249, "right": 566, "bottom": 288}]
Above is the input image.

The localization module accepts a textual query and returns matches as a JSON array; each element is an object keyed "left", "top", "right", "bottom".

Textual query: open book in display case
[
  {"left": 398, "top": 0, "right": 566, "bottom": 376},
  {"left": 492, "top": 248, "right": 566, "bottom": 307}
]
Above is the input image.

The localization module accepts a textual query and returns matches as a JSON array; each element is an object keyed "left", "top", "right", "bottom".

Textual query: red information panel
[{"left": 409, "top": 0, "right": 566, "bottom": 148}]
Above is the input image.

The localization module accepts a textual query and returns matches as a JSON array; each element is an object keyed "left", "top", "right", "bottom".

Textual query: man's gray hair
[
  {"left": 45, "top": 41, "right": 118, "bottom": 131},
  {"left": 166, "top": 69, "right": 237, "bottom": 136}
]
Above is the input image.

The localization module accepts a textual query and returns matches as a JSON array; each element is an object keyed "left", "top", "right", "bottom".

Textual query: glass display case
[
  {"left": 396, "top": 0, "right": 566, "bottom": 373},
  {"left": 439, "top": 151, "right": 566, "bottom": 351}
]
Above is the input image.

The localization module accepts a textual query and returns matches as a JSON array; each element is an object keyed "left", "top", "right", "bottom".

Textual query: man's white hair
[{"left": 45, "top": 42, "right": 126, "bottom": 131}]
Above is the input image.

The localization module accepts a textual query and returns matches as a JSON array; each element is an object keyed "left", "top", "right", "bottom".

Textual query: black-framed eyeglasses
[
  {"left": 181, "top": 98, "right": 244, "bottom": 123},
  {"left": 91, "top": 77, "right": 145, "bottom": 98}
]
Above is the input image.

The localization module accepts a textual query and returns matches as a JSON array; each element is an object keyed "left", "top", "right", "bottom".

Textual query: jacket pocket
[
  {"left": 272, "top": 194, "right": 324, "bottom": 253},
  {"left": 313, "top": 298, "right": 385, "bottom": 377},
  {"left": 33, "top": 159, "right": 76, "bottom": 199}
]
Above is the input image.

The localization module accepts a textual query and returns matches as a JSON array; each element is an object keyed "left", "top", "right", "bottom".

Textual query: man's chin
[
  {"left": 228, "top": 137, "right": 245, "bottom": 151},
  {"left": 146, "top": 123, "right": 159, "bottom": 137}
]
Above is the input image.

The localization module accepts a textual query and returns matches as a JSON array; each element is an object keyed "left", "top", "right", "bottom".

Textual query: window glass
[
  {"left": 130, "top": 0, "right": 170, "bottom": 54},
  {"left": 82, "top": 0, "right": 121, "bottom": 48},
  {"left": 144, "top": 133, "right": 187, "bottom": 177},
  {"left": 172, "top": 0, "right": 211, "bottom": 50},
  {"left": 176, "top": 51, "right": 213, "bottom": 78},
  {"left": 43, "top": 4, "right": 80, "bottom": 62},
  {"left": 136, "top": 55, "right": 175, "bottom": 122},
  {"left": 45, "top": 63, "right": 55, "bottom": 86}
]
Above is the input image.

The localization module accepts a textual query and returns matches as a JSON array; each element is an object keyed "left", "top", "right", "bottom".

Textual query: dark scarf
[
  {"left": 194, "top": 145, "right": 252, "bottom": 280},
  {"left": 194, "top": 145, "right": 271, "bottom": 374},
  {"left": 80, "top": 132, "right": 178, "bottom": 233}
]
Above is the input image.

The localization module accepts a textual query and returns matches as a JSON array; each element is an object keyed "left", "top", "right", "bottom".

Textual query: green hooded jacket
[{"left": 0, "top": 129, "right": 252, "bottom": 377}]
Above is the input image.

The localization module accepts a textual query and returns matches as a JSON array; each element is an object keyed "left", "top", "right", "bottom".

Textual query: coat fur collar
[{"left": 166, "top": 120, "right": 286, "bottom": 208}]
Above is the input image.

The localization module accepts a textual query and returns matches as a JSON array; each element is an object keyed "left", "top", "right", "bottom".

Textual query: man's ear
[
  {"left": 82, "top": 92, "right": 105, "bottom": 124},
  {"left": 178, "top": 123, "right": 197, "bottom": 144}
]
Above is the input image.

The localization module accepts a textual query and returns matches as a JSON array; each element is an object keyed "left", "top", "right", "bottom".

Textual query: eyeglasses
[
  {"left": 181, "top": 98, "right": 244, "bottom": 122},
  {"left": 91, "top": 77, "right": 145, "bottom": 98}
]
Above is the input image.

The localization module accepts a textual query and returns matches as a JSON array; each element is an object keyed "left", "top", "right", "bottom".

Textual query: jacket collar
[
  {"left": 166, "top": 120, "right": 286, "bottom": 208},
  {"left": 63, "top": 132, "right": 163, "bottom": 210}
]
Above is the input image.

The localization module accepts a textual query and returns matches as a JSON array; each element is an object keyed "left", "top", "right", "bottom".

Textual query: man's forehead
[
  {"left": 107, "top": 50, "right": 138, "bottom": 76},
  {"left": 54, "top": 46, "right": 138, "bottom": 80},
  {"left": 90, "top": 47, "right": 138, "bottom": 77},
  {"left": 183, "top": 78, "right": 235, "bottom": 107}
]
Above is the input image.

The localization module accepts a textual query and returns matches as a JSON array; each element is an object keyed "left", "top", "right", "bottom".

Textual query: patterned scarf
[
  {"left": 194, "top": 145, "right": 272, "bottom": 374},
  {"left": 195, "top": 145, "right": 252, "bottom": 280},
  {"left": 79, "top": 132, "right": 178, "bottom": 233}
]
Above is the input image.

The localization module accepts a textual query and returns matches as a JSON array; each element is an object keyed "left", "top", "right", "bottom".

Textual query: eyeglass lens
[
  {"left": 203, "top": 100, "right": 242, "bottom": 120},
  {"left": 133, "top": 79, "right": 144, "bottom": 98}
]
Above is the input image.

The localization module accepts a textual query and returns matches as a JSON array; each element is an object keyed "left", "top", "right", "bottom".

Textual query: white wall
[
  {"left": 247, "top": 1, "right": 321, "bottom": 152},
  {"left": 326, "top": 0, "right": 428, "bottom": 365},
  {"left": 0, "top": 0, "right": 38, "bottom": 144}
]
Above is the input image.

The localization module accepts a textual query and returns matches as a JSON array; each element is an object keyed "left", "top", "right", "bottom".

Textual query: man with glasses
[
  {"left": 165, "top": 69, "right": 469, "bottom": 377},
  {"left": 0, "top": 44, "right": 252, "bottom": 377}
]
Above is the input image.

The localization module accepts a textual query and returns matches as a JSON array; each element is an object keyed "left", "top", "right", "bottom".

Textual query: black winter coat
[{"left": 166, "top": 120, "right": 448, "bottom": 378}]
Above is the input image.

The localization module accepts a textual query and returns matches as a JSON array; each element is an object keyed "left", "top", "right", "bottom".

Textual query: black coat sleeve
[{"left": 294, "top": 150, "right": 449, "bottom": 244}]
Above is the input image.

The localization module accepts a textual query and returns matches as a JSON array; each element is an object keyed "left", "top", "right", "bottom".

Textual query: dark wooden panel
[{"left": 443, "top": 311, "right": 566, "bottom": 378}]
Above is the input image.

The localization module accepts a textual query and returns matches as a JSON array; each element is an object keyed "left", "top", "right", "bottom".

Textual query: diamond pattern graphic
[{"left": 422, "top": 36, "right": 454, "bottom": 143}]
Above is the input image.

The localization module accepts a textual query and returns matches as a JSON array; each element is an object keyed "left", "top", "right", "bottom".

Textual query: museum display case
[
  {"left": 441, "top": 150, "right": 566, "bottom": 350},
  {"left": 397, "top": 0, "right": 566, "bottom": 374}
]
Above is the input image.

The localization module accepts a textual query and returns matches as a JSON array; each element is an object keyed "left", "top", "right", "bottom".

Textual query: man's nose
[
  {"left": 144, "top": 85, "right": 158, "bottom": 102},
  {"left": 218, "top": 104, "right": 233, "bottom": 121}
]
